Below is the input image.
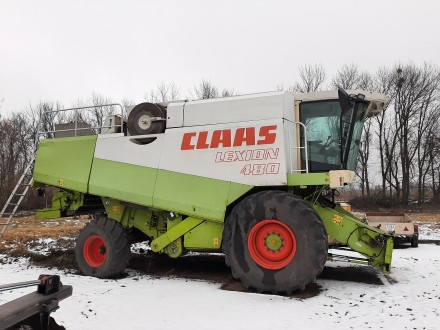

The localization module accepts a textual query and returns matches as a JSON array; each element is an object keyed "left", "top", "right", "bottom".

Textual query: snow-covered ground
[
  {"left": 418, "top": 223, "right": 440, "bottom": 240},
  {"left": 1, "top": 244, "right": 439, "bottom": 330}
]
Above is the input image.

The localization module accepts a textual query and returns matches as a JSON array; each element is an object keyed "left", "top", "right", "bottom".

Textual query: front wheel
[
  {"left": 411, "top": 235, "right": 418, "bottom": 247},
  {"left": 222, "top": 191, "right": 327, "bottom": 294},
  {"left": 75, "top": 217, "right": 131, "bottom": 278}
]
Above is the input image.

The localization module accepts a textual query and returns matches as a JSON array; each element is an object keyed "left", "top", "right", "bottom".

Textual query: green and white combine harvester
[{"left": 32, "top": 89, "right": 393, "bottom": 294}]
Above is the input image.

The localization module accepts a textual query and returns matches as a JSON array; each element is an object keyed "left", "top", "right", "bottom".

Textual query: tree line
[{"left": 0, "top": 64, "right": 439, "bottom": 211}]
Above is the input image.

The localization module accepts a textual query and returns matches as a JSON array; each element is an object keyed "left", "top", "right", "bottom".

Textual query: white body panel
[
  {"left": 94, "top": 91, "right": 299, "bottom": 186},
  {"left": 183, "top": 92, "right": 295, "bottom": 127},
  {"left": 159, "top": 119, "right": 288, "bottom": 185},
  {"left": 94, "top": 134, "right": 165, "bottom": 168},
  {"left": 166, "top": 92, "right": 295, "bottom": 128},
  {"left": 166, "top": 102, "right": 185, "bottom": 128}
]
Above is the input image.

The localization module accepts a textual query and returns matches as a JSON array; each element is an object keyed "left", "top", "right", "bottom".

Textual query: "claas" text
[{"left": 180, "top": 125, "right": 277, "bottom": 150}]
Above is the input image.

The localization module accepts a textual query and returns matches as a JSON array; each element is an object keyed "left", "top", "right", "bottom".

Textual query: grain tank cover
[{"left": 166, "top": 91, "right": 295, "bottom": 129}]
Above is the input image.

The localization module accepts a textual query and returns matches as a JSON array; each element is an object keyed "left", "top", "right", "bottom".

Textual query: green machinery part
[
  {"left": 312, "top": 202, "right": 393, "bottom": 272},
  {"left": 34, "top": 179, "right": 393, "bottom": 272},
  {"left": 35, "top": 191, "right": 84, "bottom": 219}
]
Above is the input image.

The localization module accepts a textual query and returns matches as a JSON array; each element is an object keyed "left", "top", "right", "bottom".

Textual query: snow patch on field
[
  {"left": 417, "top": 222, "right": 440, "bottom": 240},
  {"left": 26, "top": 237, "right": 76, "bottom": 255}
]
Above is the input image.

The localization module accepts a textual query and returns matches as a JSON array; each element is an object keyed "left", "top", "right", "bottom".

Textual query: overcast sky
[{"left": 1, "top": 0, "right": 439, "bottom": 113}]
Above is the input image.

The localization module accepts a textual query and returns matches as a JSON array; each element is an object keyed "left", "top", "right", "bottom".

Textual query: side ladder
[{"left": 0, "top": 156, "right": 35, "bottom": 238}]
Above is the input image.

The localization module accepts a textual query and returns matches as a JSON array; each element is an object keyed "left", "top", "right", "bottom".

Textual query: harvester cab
[{"left": 4, "top": 88, "right": 394, "bottom": 294}]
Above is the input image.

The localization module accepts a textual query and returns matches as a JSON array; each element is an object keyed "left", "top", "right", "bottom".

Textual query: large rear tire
[
  {"left": 75, "top": 217, "right": 130, "bottom": 278},
  {"left": 222, "top": 191, "right": 327, "bottom": 294}
]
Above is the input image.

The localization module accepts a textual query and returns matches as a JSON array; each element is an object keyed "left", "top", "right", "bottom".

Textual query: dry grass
[
  {"left": 0, "top": 215, "right": 89, "bottom": 254},
  {"left": 407, "top": 213, "right": 440, "bottom": 223}
]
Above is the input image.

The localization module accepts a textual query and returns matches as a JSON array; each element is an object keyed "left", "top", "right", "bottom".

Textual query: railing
[
  {"left": 288, "top": 121, "right": 309, "bottom": 174},
  {"left": 37, "top": 103, "right": 125, "bottom": 137}
]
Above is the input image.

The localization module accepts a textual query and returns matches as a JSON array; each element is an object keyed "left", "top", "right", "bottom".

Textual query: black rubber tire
[
  {"left": 127, "top": 102, "right": 166, "bottom": 136},
  {"left": 75, "top": 217, "right": 130, "bottom": 278},
  {"left": 411, "top": 235, "right": 418, "bottom": 247},
  {"left": 222, "top": 191, "right": 328, "bottom": 294}
]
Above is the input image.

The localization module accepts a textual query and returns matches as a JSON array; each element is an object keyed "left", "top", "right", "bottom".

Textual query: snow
[
  {"left": 1, "top": 244, "right": 440, "bottom": 330},
  {"left": 417, "top": 223, "right": 440, "bottom": 240}
]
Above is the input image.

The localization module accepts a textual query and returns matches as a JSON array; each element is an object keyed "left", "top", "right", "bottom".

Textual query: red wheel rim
[
  {"left": 248, "top": 220, "right": 296, "bottom": 270},
  {"left": 83, "top": 235, "right": 107, "bottom": 268}
]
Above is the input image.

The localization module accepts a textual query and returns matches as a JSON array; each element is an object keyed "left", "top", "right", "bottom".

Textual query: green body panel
[
  {"left": 312, "top": 202, "right": 393, "bottom": 272},
  {"left": 184, "top": 220, "right": 224, "bottom": 249},
  {"left": 152, "top": 170, "right": 252, "bottom": 222},
  {"left": 89, "top": 160, "right": 252, "bottom": 222},
  {"left": 36, "top": 191, "right": 84, "bottom": 219},
  {"left": 89, "top": 159, "right": 157, "bottom": 207},
  {"left": 33, "top": 136, "right": 97, "bottom": 193},
  {"left": 287, "top": 173, "right": 330, "bottom": 186},
  {"left": 227, "top": 182, "right": 254, "bottom": 205}
]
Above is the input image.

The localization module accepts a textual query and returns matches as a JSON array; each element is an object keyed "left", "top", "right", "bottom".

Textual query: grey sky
[{"left": 1, "top": 0, "right": 439, "bottom": 113}]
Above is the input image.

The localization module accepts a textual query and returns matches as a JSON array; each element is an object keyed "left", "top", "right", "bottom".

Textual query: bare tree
[
  {"left": 371, "top": 67, "right": 396, "bottom": 197},
  {"left": 88, "top": 93, "right": 116, "bottom": 129},
  {"left": 192, "top": 79, "right": 218, "bottom": 99},
  {"left": 331, "top": 63, "right": 361, "bottom": 90},
  {"left": 291, "top": 64, "right": 326, "bottom": 93},
  {"left": 221, "top": 88, "right": 237, "bottom": 97},
  {"left": 393, "top": 63, "right": 440, "bottom": 203},
  {"left": 0, "top": 113, "right": 34, "bottom": 208},
  {"left": 25, "top": 101, "right": 64, "bottom": 140},
  {"left": 145, "top": 82, "right": 181, "bottom": 103},
  {"left": 69, "top": 93, "right": 116, "bottom": 133},
  {"left": 430, "top": 133, "right": 440, "bottom": 201},
  {"left": 370, "top": 63, "right": 440, "bottom": 204},
  {"left": 356, "top": 120, "right": 372, "bottom": 197}
]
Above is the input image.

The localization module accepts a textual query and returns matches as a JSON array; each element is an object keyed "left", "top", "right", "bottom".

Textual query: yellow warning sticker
[
  {"left": 112, "top": 205, "right": 120, "bottom": 214},
  {"left": 58, "top": 178, "right": 64, "bottom": 187},
  {"left": 213, "top": 238, "right": 219, "bottom": 247},
  {"left": 332, "top": 214, "right": 343, "bottom": 225}
]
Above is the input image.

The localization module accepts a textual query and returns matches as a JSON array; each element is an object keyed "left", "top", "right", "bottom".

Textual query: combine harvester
[{"left": 1, "top": 88, "right": 393, "bottom": 294}]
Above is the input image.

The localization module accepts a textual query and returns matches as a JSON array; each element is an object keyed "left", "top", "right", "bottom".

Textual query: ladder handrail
[
  {"left": 37, "top": 103, "right": 124, "bottom": 137},
  {"left": 287, "top": 121, "right": 309, "bottom": 174}
]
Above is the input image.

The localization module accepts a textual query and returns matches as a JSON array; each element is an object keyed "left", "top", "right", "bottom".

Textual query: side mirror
[{"left": 338, "top": 88, "right": 351, "bottom": 114}]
